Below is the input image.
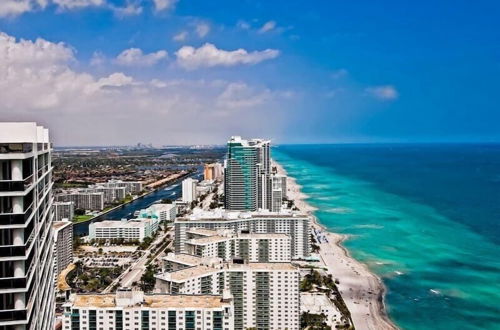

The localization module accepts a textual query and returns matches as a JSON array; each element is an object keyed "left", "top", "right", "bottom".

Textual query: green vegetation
[
  {"left": 300, "top": 312, "right": 332, "bottom": 329},
  {"left": 300, "top": 270, "right": 353, "bottom": 329},
  {"left": 67, "top": 261, "right": 124, "bottom": 293},
  {"left": 140, "top": 264, "right": 158, "bottom": 292},
  {"left": 73, "top": 214, "right": 94, "bottom": 223}
]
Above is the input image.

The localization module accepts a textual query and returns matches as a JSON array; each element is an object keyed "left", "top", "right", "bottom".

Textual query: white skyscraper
[
  {"left": 0, "top": 122, "right": 55, "bottom": 330},
  {"left": 182, "top": 177, "right": 198, "bottom": 203}
]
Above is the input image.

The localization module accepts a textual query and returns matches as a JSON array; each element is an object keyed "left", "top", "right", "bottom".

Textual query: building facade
[
  {"left": 182, "top": 178, "right": 198, "bottom": 204},
  {"left": 155, "top": 261, "right": 300, "bottom": 330},
  {"left": 174, "top": 211, "right": 310, "bottom": 259},
  {"left": 89, "top": 218, "right": 159, "bottom": 242},
  {"left": 203, "top": 163, "right": 223, "bottom": 181},
  {"left": 56, "top": 192, "right": 104, "bottom": 211},
  {"left": 62, "top": 289, "right": 234, "bottom": 330},
  {"left": 53, "top": 221, "right": 73, "bottom": 281},
  {"left": 53, "top": 201, "right": 75, "bottom": 221},
  {"left": 0, "top": 122, "right": 55, "bottom": 330}
]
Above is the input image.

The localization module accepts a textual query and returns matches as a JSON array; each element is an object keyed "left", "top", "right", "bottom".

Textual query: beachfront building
[
  {"left": 53, "top": 220, "right": 73, "bottom": 281},
  {"left": 138, "top": 203, "right": 177, "bottom": 222},
  {"left": 224, "top": 136, "right": 258, "bottom": 211},
  {"left": 62, "top": 288, "right": 234, "bottom": 330},
  {"left": 53, "top": 201, "right": 75, "bottom": 221},
  {"left": 183, "top": 228, "right": 292, "bottom": 262},
  {"left": 0, "top": 122, "right": 55, "bottom": 329},
  {"left": 89, "top": 218, "right": 160, "bottom": 242},
  {"left": 56, "top": 191, "right": 105, "bottom": 211},
  {"left": 204, "top": 163, "right": 223, "bottom": 181},
  {"left": 182, "top": 178, "right": 198, "bottom": 203},
  {"left": 155, "top": 260, "right": 300, "bottom": 330},
  {"left": 301, "top": 292, "right": 343, "bottom": 327},
  {"left": 270, "top": 174, "right": 287, "bottom": 212},
  {"left": 174, "top": 209, "right": 310, "bottom": 259}
]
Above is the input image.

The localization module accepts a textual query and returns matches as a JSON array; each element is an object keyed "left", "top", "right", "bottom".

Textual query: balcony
[
  {"left": 0, "top": 175, "right": 34, "bottom": 192},
  {"left": 0, "top": 309, "right": 27, "bottom": 323},
  {"left": 0, "top": 204, "right": 33, "bottom": 225},
  {"left": 0, "top": 277, "right": 27, "bottom": 290},
  {"left": 0, "top": 143, "right": 32, "bottom": 154}
]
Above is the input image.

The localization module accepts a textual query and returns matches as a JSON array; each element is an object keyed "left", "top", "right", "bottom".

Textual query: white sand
[{"left": 274, "top": 161, "right": 397, "bottom": 330}]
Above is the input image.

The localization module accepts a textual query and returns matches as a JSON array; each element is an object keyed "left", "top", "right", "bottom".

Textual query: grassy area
[{"left": 73, "top": 214, "right": 95, "bottom": 223}]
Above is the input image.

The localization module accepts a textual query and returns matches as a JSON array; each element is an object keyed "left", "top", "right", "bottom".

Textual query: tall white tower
[{"left": 0, "top": 123, "right": 55, "bottom": 330}]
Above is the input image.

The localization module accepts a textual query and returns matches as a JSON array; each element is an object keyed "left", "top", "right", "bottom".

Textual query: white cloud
[
  {"left": 110, "top": 1, "right": 142, "bottom": 17},
  {"left": 258, "top": 20, "right": 276, "bottom": 33},
  {"left": 236, "top": 20, "right": 250, "bottom": 30},
  {"left": 0, "top": 32, "right": 289, "bottom": 145},
  {"left": 53, "top": 0, "right": 104, "bottom": 9},
  {"left": 173, "top": 31, "right": 188, "bottom": 42},
  {"left": 115, "top": 48, "right": 167, "bottom": 67},
  {"left": 175, "top": 43, "right": 280, "bottom": 70},
  {"left": 0, "top": 0, "right": 46, "bottom": 17},
  {"left": 366, "top": 85, "right": 398, "bottom": 101},
  {"left": 152, "top": 0, "right": 177, "bottom": 11},
  {"left": 90, "top": 51, "right": 106, "bottom": 66},
  {"left": 195, "top": 22, "right": 210, "bottom": 38}
]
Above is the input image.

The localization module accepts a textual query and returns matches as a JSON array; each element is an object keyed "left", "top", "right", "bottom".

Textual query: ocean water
[{"left": 273, "top": 144, "right": 500, "bottom": 330}]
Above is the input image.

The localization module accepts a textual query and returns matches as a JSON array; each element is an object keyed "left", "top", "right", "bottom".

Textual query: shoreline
[{"left": 274, "top": 160, "right": 398, "bottom": 330}]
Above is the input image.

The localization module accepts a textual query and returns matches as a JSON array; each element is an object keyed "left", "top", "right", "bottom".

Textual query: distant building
[
  {"left": 62, "top": 289, "right": 234, "bottom": 330},
  {"left": 105, "top": 179, "right": 143, "bottom": 194},
  {"left": 85, "top": 185, "right": 127, "bottom": 203},
  {"left": 174, "top": 209, "right": 311, "bottom": 259},
  {"left": 139, "top": 203, "right": 177, "bottom": 222},
  {"left": 53, "top": 221, "right": 73, "bottom": 281},
  {"left": 155, "top": 260, "right": 300, "bottom": 330},
  {"left": 57, "top": 191, "right": 104, "bottom": 211},
  {"left": 89, "top": 218, "right": 160, "bottom": 242},
  {"left": 182, "top": 177, "right": 198, "bottom": 203},
  {"left": 54, "top": 201, "right": 75, "bottom": 221},
  {"left": 204, "top": 162, "right": 223, "bottom": 181},
  {"left": 270, "top": 174, "right": 287, "bottom": 212}
]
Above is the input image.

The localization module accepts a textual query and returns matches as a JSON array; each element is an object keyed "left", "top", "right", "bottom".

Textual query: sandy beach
[{"left": 274, "top": 161, "right": 398, "bottom": 330}]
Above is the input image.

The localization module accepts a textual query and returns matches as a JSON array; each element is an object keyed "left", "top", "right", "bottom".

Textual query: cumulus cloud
[
  {"left": 175, "top": 43, "right": 280, "bottom": 70},
  {"left": 53, "top": 0, "right": 104, "bottom": 10},
  {"left": 110, "top": 1, "right": 142, "bottom": 17},
  {"left": 152, "top": 0, "right": 177, "bottom": 11},
  {"left": 0, "top": 0, "right": 46, "bottom": 17},
  {"left": 258, "top": 20, "right": 276, "bottom": 33},
  {"left": 0, "top": 32, "right": 289, "bottom": 145},
  {"left": 366, "top": 85, "right": 399, "bottom": 101},
  {"left": 173, "top": 31, "right": 188, "bottom": 42},
  {"left": 194, "top": 22, "right": 210, "bottom": 38},
  {"left": 115, "top": 48, "right": 167, "bottom": 67},
  {"left": 236, "top": 20, "right": 250, "bottom": 30}
]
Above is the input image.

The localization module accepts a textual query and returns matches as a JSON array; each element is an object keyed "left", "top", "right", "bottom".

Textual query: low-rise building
[
  {"left": 53, "top": 220, "right": 73, "bottom": 283},
  {"left": 62, "top": 289, "right": 234, "bottom": 330},
  {"left": 53, "top": 201, "right": 75, "bottom": 221},
  {"left": 89, "top": 218, "right": 159, "bottom": 242},
  {"left": 105, "top": 179, "right": 143, "bottom": 194},
  {"left": 155, "top": 260, "right": 300, "bottom": 330},
  {"left": 86, "top": 186, "right": 127, "bottom": 203},
  {"left": 301, "top": 292, "right": 343, "bottom": 327},
  {"left": 139, "top": 203, "right": 177, "bottom": 222}
]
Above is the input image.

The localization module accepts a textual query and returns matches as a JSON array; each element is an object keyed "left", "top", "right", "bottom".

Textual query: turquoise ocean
[{"left": 273, "top": 144, "right": 500, "bottom": 330}]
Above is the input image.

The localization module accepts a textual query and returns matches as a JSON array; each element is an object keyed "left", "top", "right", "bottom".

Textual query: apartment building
[
  {"left": 182, "top": 178, "right": 198, "bottom": 203},
  {"left": 53, "top": 220, "right": 73, "bottom": 280},
  {"left": 62, "top": 289, "right": 234, "bottom": 330},
  {"left": 203, "top": 163, "right": 223, "bottom": 181},
  {"left": 53, "top": 201, "right": 75, "bottom": 221},
  {"left": 89, "top": 218, "right": 159, "bottom": 242},
  {"left": 183, "top": 228, "right": 292, "bottom": 262},
  {"left": 174, "top": 209, "right": 310, "bottom": 259},
  {"left": 155, "top": 260, "right": 300, "bottom": 330},
  {"left": 85, "top": 186, "right": 126, "bottom": 204},
  {"left": 0, "top": 122, "right": 55, "bottom": 330},
  {"left": 105, "top": 180, "right": 143, "bottom": 194},
  {"left": 56, "top": 191, "right": 104, "bottom": 211},
  {"left": 139, "top": 203, "right": 177, "bottom": 222}
]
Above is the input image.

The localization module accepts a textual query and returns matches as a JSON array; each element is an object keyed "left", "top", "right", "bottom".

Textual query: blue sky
[{"left": 0, "top": 0, "right": 499, "bottom": 145}]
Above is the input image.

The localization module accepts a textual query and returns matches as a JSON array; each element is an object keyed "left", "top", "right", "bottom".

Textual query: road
[{"left": 102, "top": 227, "right": 173, "bottom": 293}]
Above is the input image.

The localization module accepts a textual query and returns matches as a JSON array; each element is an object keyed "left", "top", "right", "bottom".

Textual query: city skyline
[{"left": 1, "top": 1, "right": 499, "bottom": 146}]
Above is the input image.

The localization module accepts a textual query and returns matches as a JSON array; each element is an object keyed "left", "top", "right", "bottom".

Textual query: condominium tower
[{"left": 0, "top": 122, "right": 55, "bottom": 330}]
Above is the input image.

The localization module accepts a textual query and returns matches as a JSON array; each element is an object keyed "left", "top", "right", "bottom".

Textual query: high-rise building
[
  {"left": 0, "top": 122, "right": 55, "bottom": 330},
  {"left": 181, "top": 178, "right": 198, "bottom": 203},
  {"left": 224, "top": 136, "right": 258, "bottom": 211},
  {"left": 62, "top": 289, "right": 234, "bottom": 330},
  {"left": 155, "top": 260, "right": 301, "bottom": 330},
  {"left": 53, "top": 201, "right": 75, "bottom": 221},
  {"left": 53, "top": 221, "right": 73, "bottom": 281},
  {"left": 270, "top": 174, "right": 287, "bottom": 212},
  {"left": 203, "top": 163, "right": 223, "bottom": 181}
]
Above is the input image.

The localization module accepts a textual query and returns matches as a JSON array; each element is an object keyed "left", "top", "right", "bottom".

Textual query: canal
[{"left": 73, "top": 171, "right": 203, "bottom": 236}]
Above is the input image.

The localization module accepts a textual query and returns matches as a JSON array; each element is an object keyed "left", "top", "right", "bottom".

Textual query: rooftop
[
  {"left": 163, "top": 253, "right": 202, "bottom": 265},
  {"left": 53, "top": 220, "right": 72, "bottom": 231},
  {"left": 177, "top": 208, "right": 308, "bottom": 222},
  {"left": 90, "top": 220, "right": 149, "bottom": 228}
]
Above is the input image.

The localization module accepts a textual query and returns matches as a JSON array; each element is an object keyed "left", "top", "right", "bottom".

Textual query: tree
[
  {"left": 140, "top": 264, "right": 156, "bottom": 292},
  {"left": 75, "top": 208, "right": 85, "bottom": 216}
]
